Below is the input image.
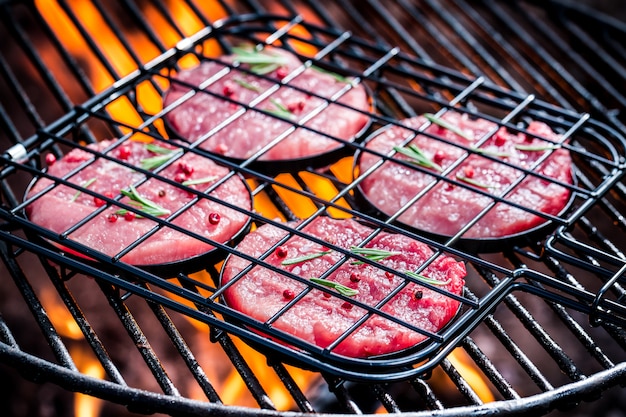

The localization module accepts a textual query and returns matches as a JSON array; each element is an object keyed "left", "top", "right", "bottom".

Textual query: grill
[{"left": 1, "top": 1, "right": 626, "bottom": 416}]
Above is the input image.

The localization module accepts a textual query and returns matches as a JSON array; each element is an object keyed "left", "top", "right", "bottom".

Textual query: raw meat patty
[
  {"left": 358, "top": 112, "right": 574, "bottom": 239},
  {"left": 26, "top": 140, "right": 251, "bottom": 266},
  {"left": 163, "top": 46, "right": 371, "bottom": 162},
  {"left": 221, "top": 216, "right": 466, "bottom": 358}
]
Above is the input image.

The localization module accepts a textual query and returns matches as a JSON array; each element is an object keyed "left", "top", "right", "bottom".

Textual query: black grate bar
[
  {"left": 267, "top": 362, "right": 316, "bottom": 413},
  {"left": 0, "top": 4, "right": 73, "bottom": 119},
  {"left": 145, "top": 298, "right": 223, "bottom": 403},
  {"left": 0, "top": 46, "right": 47, "bottom": 132},
  {"left": 119, "top": 0, "right": 168, "bottom": 54},
  {"left": 440, "top": 357, "right": 483, "bottom": 406},
  {"left": 215, "top": 332, "right": 277, "bottom": 410},
  {"left": 472, "top": 265, "right": 555, "bottom": 392},
  {"left": 372, "top": 383, "right": 401, "bottom": 413},
  {"left": 39, "top": 259, "right": 128, "bottom": 385},
  {"left": 99, "top": 281, "right": 180, "bottom": 397},
  {"left": 541, "top": 253, "right": 626, "bottom": 351},
  {"left": 56, "top": 0, "right": 122, "bottom": 81},
  {"left": 0, "top": 243, "right": 78, "bottom": 372},
  {"left": 31, "top": 4, "right": 97, "bottom": 103},
  {"left": 178, "top": 279, "right": 277, "bottom": 410},
  {"left": 409, "top": 377, "right": 445, "bottom": 411},
  {"left": 0, "top": 314, "right": 18, "bottom": 348},
  {"left": 0, "top": 102, "right": 22, "bottom": 147},
  {"left": 323, "top": 376, "right": 363, "bottom": 414},
  {"left": 461, "top": 336, "right": 521, "bottom": 400},
  {"left": 489, "top": 0, "right": 626, "bottom": 130},
  {"left": 489, "top": 269, "right": 585, "bottom": 382},
  {"left": 454, "top": 0, "right": 567, "bottom": 102}
]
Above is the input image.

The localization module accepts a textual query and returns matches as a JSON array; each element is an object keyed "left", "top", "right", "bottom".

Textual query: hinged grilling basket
[{"left": 2, "top": 1, "right": 626, "bottom": 416}]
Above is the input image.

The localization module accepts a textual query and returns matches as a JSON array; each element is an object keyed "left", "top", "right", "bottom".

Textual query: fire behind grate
[{"left": 2, "top": 2, "right": 626, "bottom": 417}]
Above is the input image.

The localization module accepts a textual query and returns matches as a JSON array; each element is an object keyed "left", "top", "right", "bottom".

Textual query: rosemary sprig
[
  {"left": 310, "top": 277, "right": 359, "bottom": 297},
  {"left": 514, "top": 144, "right": 560, "bottom": 152},
  {"left": 182, "top": 175, "right": 218, "bottom": 186},
  {"left": 310, "top": 65, "right": 349, "bottom": 83},
  {"left": 473, "top": 148, "right": 511, "bottom": 158},
  {"left": 350, "top": 246, "right": 400, "bottom": 265},
  {"left": 231, "top": 46, "right": 289, "bottom": 75},
  {"left": 424, "top": 113, "right": 474, "bottom": 141},
  {"left": 404, "top": 270, "right": 451, "bottom": 286},
  {"left": 267, "top": 98, "right": 294, "bottom": 119},
  {"left": 455, "top": 173, "right": 496, "bottom": 189},
  {"left": 116, "top": 185, "right": 171, "bottom": 218},
  {"left": 145, "top": 143, "right": 177, "bottom": 154},
  {"left": 233, "top": 77, "right": 261, "bottom": 92},
  {"left": 281, "top": 250, "right": 332, "bottom": 266},
  {"left": 141, "top": 144, "right": 182, "bottom": 170},
  {"left": 393, "top": 144, "right": 443, "bottom": 172},
  {"left": 70, "top": 177, "right": 97, "bottom": 202}
]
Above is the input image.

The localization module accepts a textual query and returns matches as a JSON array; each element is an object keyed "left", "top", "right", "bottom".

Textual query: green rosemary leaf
[
  {"left": 267, "top": 98, "right": 294, "bottom": 119},
  {"left": 350, "top": 246, "right": 400, "bottom": 264},
  {"left": 141, "top": 144, "right": 182, "bottom": 170},
  {"left": 404, "top": 270, "right": 451, "bottom": 286},
  {"left": 514, "top": 144, "right": 560, "bottom": 152},
  {"left": 182, "top": 176, "right": 219, "bottom": 186},
  {"left": 424, "top": 113, "right": 474, "bottom": 141},
  {"left": 145, "top": 143, "right": 177, "bottom": 154},
  {"left": 250, "top": 63, "right": 281, "bottom": 75},
  {"left": 281, "top": 250, "right": 332, "bottom": 266},
  {"left": 231, "top": 46, "right": 289, "bottom": 75},
  {"left": 232, "top": 77, "right": 261, "bottom": 92},
  {"left": 310, "top": 277, "right": 359, "bottom": 297},
  {"left": 393, "top": 144, "right": 443, "bottom": 172},
  {"left": 473, "top": 148, "right": 511, "bottom": 158},
  {"left": 310, "top": 65, "right": 349, "bottom": 83},
  {"left": 70, "top": 177, "right": 97, "bottom": 202},
  {"left": 455, "top": 173, "right": 496, "bottom": 189},
  {"left": 117, "top": 185, "right": 171, "bottom": 218}
]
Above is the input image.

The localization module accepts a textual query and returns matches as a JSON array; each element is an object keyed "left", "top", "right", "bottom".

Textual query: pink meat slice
[
  {"left": 163, "top": 47, "right": 370, "bottom": 161},
  {"left": 221, "top": 216, "right": 466, "bottom": 358},
  {"left": 26, "top": 140, "right": 251, "bottom": 266},
  {"left": 358, "top": 112, "right": 573, "bottom": 239}
]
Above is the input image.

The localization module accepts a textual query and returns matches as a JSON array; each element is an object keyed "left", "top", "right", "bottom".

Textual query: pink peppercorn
[
  {"left": 276, "top": 67, "right": 288, "bottom": 80},
  {"left": 283, "top": 289, "right": 295, "bottom": 300},
  {"left": 208, "top": 212, "right": 221, "bottom": 225},
  {"left": 222, "top": 84, "right": 234, "bottom": 96},
  {"left": 178, "top": 162, "right": 194, "bottom": 176},
  {"left": 275, "top": 246, "right": 288, "bottom": 258},
  {"left": 45, "top": 153, "right": 56, "bottom": 166},
  {"left": 117, "top": 145, "right": 131, "bottom": 160}
]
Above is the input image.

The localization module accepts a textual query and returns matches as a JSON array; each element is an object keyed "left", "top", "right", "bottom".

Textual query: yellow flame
[
  {"left": 448, "top": 348, "right": 495, "bottom": 403},
  {"left": 39, "top": 288, "right": 83, "bottom": 340},
  {"left": 71, "top": 345, "right": 106, "bottom": 417}
]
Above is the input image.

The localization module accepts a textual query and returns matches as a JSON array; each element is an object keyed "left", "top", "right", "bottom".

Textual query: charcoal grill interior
[{"left": 2, "top": 1, "right": 626, "bottom": 416}]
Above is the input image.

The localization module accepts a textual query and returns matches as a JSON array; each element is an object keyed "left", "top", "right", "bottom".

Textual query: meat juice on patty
[
  {"left": 26, "top": 140, "right": 251, "bottom": 267},
  {"left": 358, "top": 112, "right": 573, "bottom": 240},
  {"left": 221, "top": 217, "right": 466, "bottom": 358},
  {"left": 163, "top": 46, "right": 371, "bottom": 163}
]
